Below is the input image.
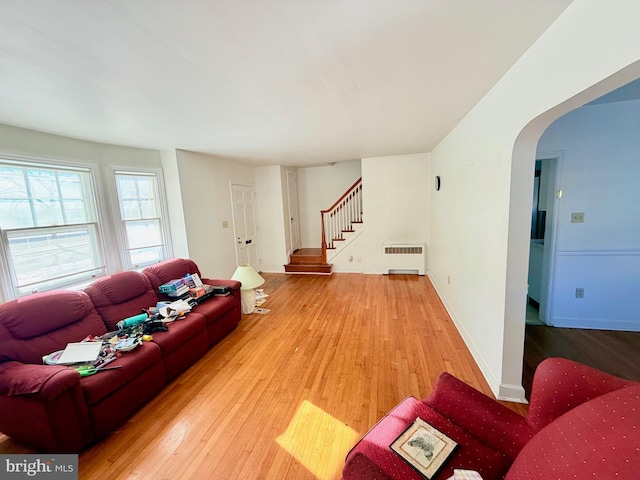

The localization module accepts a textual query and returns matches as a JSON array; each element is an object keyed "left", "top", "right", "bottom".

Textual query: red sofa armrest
[
  {"left": 202, "top": 278, "right": 241, "bottom": 301},
  {"left": 0, "top": 361, "right": 91, "bottom": 452},
  {"left": 0, "top": 361, "right": 80, "bottom": 400},
  {"left": 526, "top": 357, "right": 638, "bottom": 431},
  {"left": 424, "top": 372, "right": 535, "bottom": 460}
]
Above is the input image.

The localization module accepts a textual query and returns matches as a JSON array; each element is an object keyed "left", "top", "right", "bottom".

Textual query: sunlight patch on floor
[{"left": 276, "top": 400, "right": 359, "bottom": 480}]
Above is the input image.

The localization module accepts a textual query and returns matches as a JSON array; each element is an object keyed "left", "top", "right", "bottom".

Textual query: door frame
[
  {"left": 230, "top": 182, "right": 260, "bottom": 271},
  {"left": 287, "top": 169, "right": 300, "bottom": 255},
  {"left": 535, "top": 152, "right": 564, "bottom": 326}
]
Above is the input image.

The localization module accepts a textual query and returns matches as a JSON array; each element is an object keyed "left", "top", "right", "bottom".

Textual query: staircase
[
  {"left": 284, "top": 248, "right": 332, "bottom": 274},
  {"left": 284, "top": 178, "right": 363, "bottom": 275}
]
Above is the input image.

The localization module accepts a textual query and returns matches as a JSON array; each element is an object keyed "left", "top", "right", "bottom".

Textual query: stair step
[
  {"left": 285, "top": 248, "right": 331, "bottom": 274},
  {"left": 289, "top": 248, "right": 325, "bottom": 265},
  {"left": 284, "top": 263, "right": 333, "bottom": 274}
]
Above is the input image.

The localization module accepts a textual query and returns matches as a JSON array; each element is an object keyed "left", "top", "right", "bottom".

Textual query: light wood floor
[{"left": 0, "top": 273, "right": 526, "bottom": 479}]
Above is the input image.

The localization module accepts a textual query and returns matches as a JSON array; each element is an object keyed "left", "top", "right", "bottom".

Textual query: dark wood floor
[{"left": 523, "top": 323, "right": 640, "bottom": 398}]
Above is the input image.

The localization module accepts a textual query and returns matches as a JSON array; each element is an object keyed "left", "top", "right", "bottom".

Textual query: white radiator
[{"left": 382, "top": 244, "right": 425, "bottom": 275}]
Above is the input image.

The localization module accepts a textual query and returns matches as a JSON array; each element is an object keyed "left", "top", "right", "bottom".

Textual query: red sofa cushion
[
  {"left": 506, "top": 386, "right": 640, "bottom": 480},
  {"left": 343, "top": 396, "right": 512, "bottom": 480},
  {"left": 0, "top": 290, "right": 107, "bottom": 364},
  {"left": 84, "top": 271, "right": 160, "bottom": 331},
  {"left": 79, "top": 342, "right": 162, "bottom": 406},
  {"left": 424, "top": 372, "right": 535, "bottom": 460},
  {"left": 526, "top": 358, "right": 637, "bottom": 431},
  {"left": 147, "top": 314, "right": 207, "bottom": 355},
  {"left": 143, "top": 258, "right": 239, "bottom": 319},
  {"left": 143, "top": 258, "right": 203, "bottom": 288}
]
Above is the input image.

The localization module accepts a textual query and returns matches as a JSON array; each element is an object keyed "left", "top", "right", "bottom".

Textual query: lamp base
[{"left": 240, "top": 289, "right": 257, "bottom": 314}]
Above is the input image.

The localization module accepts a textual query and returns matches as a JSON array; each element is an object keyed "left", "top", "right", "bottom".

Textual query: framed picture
[{"left": 390, "top": 418, "right": 457, "bottom": 479}]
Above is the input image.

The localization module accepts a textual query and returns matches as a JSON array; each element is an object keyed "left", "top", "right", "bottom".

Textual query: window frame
[
  {"left": 0, "top": 156, "right": 108, "bottom": 298},
  {"left": 110, "top": 166, "right": 173, "bottom": 270}
]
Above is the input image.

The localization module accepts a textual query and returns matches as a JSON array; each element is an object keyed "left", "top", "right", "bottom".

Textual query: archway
[{"left": 503, "top": 61, "right": 640, "bottom": 400}]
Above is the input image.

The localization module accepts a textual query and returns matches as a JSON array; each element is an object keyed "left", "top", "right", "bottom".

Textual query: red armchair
[{"left": 342, "top": 358, "right": 640, "bottom": 480}]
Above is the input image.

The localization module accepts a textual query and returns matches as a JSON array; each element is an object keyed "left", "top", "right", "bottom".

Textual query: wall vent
[{"left": 382, "top": 244, "right": 425, "bottom": 275}]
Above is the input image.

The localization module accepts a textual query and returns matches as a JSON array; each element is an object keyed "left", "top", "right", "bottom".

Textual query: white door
[
  {"left": 231, "top": 184, "right": 259, "bottom": 270},
  {"left": 287, "top": 170, "right": 300, "bottom": 254}
]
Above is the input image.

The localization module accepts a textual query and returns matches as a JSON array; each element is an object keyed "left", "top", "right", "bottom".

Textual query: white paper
[{"left": 56, "top": 342, "right": 102, "bottom": 365}]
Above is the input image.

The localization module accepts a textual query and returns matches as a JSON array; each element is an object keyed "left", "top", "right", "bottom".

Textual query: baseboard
[
  {"left": 497, "top": 383, "right": 528, "bottom": 404},
  {"left": 428, "top": 272, "right": 527, "bottom": 403},
  {"left": 552, "top": 317, "right": 640, "bottom": 332}
]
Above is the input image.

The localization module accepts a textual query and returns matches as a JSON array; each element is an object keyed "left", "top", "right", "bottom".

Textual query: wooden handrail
[
  {"left": 320, "top": 177, "right": 363, "bottom": 262},
  {"left": 321, "top": 178, "right": 362, "bottom": 214}
]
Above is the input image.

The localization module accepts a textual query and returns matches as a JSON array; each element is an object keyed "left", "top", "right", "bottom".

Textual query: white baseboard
[{"left": 428, "top": 272, "right": 527, "bottom": 403}]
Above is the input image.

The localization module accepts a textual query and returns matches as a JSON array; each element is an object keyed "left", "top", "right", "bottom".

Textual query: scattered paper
[
  {"left": 447, "top": 470, "right": 483, "bottom": 480},
  {"left": 254, "top": 308, "right": 270, "bottom": 314},
  {"left": 57, "top": 342, "right": 102, "bottom": 365}
]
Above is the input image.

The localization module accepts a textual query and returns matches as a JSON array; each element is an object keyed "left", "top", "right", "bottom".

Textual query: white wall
[
  {"left": 537, "top": 100, "right": 640, "bottom": 331},
  {"left": 255, "top": 165, "right": 289, "bottom": 273},
  {"left": 174, "top": 150, "right": 255, "bottom": 278},
  {"left": 429, "top": 1, "right": 640, "bottom": 401},
  {"left": 357, "top": 153, "right": 429, "bottom": 274},
  {"left": 297, "top": 160, "right": 362, "bottom": 248},
  {"left": 160, "top": 149, "right": 189, "bottom": 258}
]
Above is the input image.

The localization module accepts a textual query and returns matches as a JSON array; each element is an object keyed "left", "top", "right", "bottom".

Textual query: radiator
[{"left": 382, "top": 244, "right": 425, "bottom": 275}]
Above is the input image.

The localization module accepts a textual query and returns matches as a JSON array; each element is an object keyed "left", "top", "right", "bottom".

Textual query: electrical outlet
[
  {"left": 222, "top": 220, "right": 229, "bottom": 228},
  {"left": 575, "top": 288, "right": 584, "bottom": 299},
  {"left": 571, "top": 212, "right": 585, "bottom": 223}
]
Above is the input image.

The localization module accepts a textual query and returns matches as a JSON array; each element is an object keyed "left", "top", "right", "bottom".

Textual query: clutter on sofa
[
  {"left": 342, "top": 357, "right": 640, "bottom": 480},
  {"left": 0, "top": 258, "right": 241, "bottom": 453}
]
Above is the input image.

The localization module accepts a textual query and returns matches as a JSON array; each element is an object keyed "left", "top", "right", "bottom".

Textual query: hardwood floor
[
  {"left": 523, "top": 323, "right": 640, "bottom": 398},
  {"left": 0, "top": 273, "right": 527, "bottom": 479}
]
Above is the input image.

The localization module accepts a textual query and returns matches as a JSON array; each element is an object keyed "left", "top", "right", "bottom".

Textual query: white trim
[
  {"left": 428, "top": 272, "right": 518, "bottom": 401},
  {"left": 0, "top": 158, "right": 106, "bottom": 297},
  {"left": 553, "top": 317, "right": 640, "bottom": 332},
  {"left": 497, "top": 383, "right": 528, "bottom": 403},
  {"left": 108, "top": 165, "right": 173, "bottom": 270},
  {"left": 535, "top": 151, "right": 564, "bottom": 327}
]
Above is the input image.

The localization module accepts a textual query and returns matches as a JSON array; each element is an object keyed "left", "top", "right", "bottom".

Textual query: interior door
[
  {"left": 231, "top": 184, "right": 259, "bottom": 270},
  {"left": 287, "top": 170, "right": 300, "bottom": 254}
]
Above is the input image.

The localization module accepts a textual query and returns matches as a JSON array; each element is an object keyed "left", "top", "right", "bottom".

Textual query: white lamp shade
[{"left": 231, "top": 264, "right": 265, "bottom": 290}]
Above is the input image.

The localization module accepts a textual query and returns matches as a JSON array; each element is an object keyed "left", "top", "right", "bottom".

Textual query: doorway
[
  {"left": 287, "top": 170, "right": 300, "bottom": 255},
  {"left": 231, "top": 183, "right": 260, "bottom": 271},
  {"left": 527, "top": 156, "right": 560, "bottom": 326}
]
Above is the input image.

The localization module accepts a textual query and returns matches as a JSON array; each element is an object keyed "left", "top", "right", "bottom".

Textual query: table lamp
[{"left": 231, "top": 264, "right": 265, "bottom": 314}]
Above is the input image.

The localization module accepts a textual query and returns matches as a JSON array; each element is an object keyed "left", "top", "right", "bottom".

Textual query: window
[
  {"left": 114, "top": 171, "right": 168, "bottom": 269},
  {"left": 0, "top": 161, "right": 106, "bottom": 296}
]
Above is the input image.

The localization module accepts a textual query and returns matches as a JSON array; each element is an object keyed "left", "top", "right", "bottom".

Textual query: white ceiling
[{"left": 0, "top": 1, "right": 573, "bottom": 167}]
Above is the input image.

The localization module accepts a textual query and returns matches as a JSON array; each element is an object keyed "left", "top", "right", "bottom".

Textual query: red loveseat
[
  {"left": 342, "top": 358, "right": 640, "bottom": 480},
  {"left": 0, "top": 258, "right": 241, "bottom": 452}
]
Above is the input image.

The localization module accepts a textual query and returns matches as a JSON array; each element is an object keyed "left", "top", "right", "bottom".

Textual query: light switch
[{"left": 571, "top": 212, "right": 585, "bottom": 223}]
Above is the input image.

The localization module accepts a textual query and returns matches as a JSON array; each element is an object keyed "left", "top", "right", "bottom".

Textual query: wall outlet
[
  {"left": 571, "top": 212, "right": 585, "bottom": 223},
  {"left": 575, "top": 288, "right": 584, "bottom": 298},
  {"left": 222, "top": 220, "right": 229, "bottom": 228}
]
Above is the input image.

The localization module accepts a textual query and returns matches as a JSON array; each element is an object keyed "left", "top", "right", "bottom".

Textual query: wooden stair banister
[{"left": 320, "top": 177, "right": 363, "bottom": 261}]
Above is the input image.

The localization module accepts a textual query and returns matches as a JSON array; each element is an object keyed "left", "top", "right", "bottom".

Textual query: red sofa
[
  {"left": 342, "top": 358, "right": 640, "bottom": 479},
  {"left": 0, "top": 258, "right": 241, "bottom": 452}
]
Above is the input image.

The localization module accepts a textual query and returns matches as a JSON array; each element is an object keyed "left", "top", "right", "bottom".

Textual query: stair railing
[{"left": 321, "top": 178, "right": 362, "bottom": 260}]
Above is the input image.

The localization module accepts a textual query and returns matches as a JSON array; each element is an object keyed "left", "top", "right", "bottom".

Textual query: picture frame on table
[{"left": 390, "top": 417, "right": 457, "bottom": 479}]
